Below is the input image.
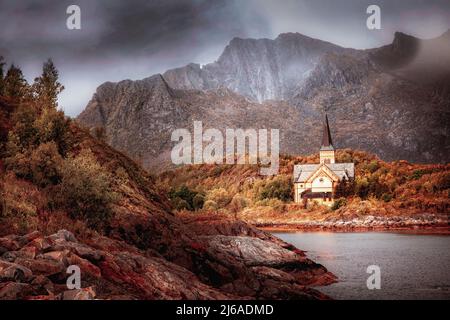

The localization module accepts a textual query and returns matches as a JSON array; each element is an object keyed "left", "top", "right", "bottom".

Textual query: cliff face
[
  {"left": 78, "top": 31, "right": 450, "bottom": 168},
  {"left": 163, "top": 33, "right": 351, "bottom": 102}
]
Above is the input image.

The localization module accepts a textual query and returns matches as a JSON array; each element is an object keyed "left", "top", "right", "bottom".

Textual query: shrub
[
  {"left": 434, "top": 172, "right": 450, "bottom": 192},
  {"left": 381, "top": 193, "right": 393, "bottom": 203},
  {"left": 206, "top": 188, "right": 232, "bottom": 208},
  {"left": 29, "top": 142, "right": 63, "bottom": 187},
  {"left": 169, "top": 185, "right": 197, "bottom": 210},
  {"left": 55, "top": 149, "right": 116, "bottom": 230},
  {"left": 34, "top": 107, "right": 71, "bottom": 155},
  {"left": 331, "top": 198, "right": 347, "bottom": 211},
  {"left": 203, "top": 200, "right": 218, "bottom": 211},
  {"left": 355, "top": 177, "right": 369, "bottom": 199},
  {"left": 411, "top": 170, "right": 426, "bottom": 180},
  {"left": 366, "top": 160, "right": 380, "bottom": 173},
  {"left": 192, "top": 193, "right": 205, "bottom": 211},
  {"left": 5, "top": 150, "right": 33, "bottom": 180},
  {"left": 229, "top": 194, "right": 249, "bottom": 212},
  {"left": 258, "top": 175, "right": 293, "bottom": 202},
  {"left": 172, "top": 197, "right": 191, "bottom": 211}
]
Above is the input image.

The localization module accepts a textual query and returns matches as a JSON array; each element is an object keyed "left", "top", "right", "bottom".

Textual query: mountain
[
  {"left": 77, "top": 31, "right": 450, "bottom": 169},
  {"left": 163, "top": 33, "right": 356, "bottom": 102}
]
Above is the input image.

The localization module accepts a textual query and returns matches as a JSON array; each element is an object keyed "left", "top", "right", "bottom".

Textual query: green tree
[
  {"left": 4, "top": 64, "right": 29, "bottom": 99},
  {"left": 33, "top": 59, "right": 64, "bottom": 108},
  {"left": 258, "top": 176, "right": 293, "bottom": 202},
  {"left": 34, "top": 106, "right": 71, "bottom": 155}
]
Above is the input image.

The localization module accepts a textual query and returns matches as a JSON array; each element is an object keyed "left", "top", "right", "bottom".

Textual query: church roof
[
  {"left": 320, "top": 114, "right": 334, "bottom": 151},
  {"left": 293, "top": 163, "right": 354, "bottom": 183}
]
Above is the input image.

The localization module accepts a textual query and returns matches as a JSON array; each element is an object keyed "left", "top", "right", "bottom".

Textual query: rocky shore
[
  {"left": 0, "top": 218, "right": 336, "bottom": 300},
  {"left": 254, "top": 213, "right": 449, "bottom": 234}
]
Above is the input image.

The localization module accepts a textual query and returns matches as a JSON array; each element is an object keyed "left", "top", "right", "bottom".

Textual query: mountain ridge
[{"left": 77, "top": 30, "right": 450, "bottom": 169}]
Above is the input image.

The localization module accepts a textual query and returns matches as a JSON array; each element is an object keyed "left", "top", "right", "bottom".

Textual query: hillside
[
  {"left": 78, "top": 31, "right": 450, "bottom": 168},
  {"left": 156, "top": 149, "right": 449, "bottom": 231},
  {"left": 0, "top": 62, "right": 334, "bottom": 300}
]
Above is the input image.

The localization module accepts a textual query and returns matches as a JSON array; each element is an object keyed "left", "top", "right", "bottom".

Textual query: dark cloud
[{"left": 0, "top": 0, "right": 449, "bottom": 116}]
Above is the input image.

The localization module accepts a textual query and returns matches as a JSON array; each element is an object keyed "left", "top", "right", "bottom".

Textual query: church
[{"left": 293, "top": 115, "right": 354, "bottom": 207}]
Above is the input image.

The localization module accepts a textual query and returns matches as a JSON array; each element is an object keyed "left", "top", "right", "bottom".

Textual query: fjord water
[{"left": 274, "top": 232, "right": 450, "bottom": 300}]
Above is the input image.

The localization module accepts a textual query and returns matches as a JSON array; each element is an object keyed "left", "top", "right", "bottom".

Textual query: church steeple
[
  {"left": 321, "top": 114, "right": 334, "bottom": 150},
  {"left": 319, "top": 114, "right": 336, "bottom": 164}
]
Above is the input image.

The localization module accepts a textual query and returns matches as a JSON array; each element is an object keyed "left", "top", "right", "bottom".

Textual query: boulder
[{"left": 62, "top": 286, "right": 96, "bottom": 300}]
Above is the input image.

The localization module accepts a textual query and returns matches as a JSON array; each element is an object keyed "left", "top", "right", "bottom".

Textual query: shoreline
[{"left": 258, "top": 224, "right": 450, "bottom": 235}]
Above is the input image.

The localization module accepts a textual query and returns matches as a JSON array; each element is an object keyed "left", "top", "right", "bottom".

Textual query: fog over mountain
[{"left": 1, "top": 0, "right": 450, "bottom": 116}]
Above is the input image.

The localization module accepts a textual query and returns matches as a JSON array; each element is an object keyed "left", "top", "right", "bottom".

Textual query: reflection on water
[{"left": 274, "top": 232, "right": 450, "bottom": 300}]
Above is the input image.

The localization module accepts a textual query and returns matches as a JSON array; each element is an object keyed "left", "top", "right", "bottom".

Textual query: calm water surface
[{"left": 274, "top": 232, "right": 450, "bottom": 300}]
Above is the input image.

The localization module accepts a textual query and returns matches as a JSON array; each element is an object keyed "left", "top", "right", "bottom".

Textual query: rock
[
  {"left": 49, "top": 230, "right": 77, "bottom": 243},
  {"left": 66, "top": 253, "right": 101, "bottom": 278},
  {"left": 0, "top": 282, "right": 33, "bottom": 300},
  {"left": 0, "top": 260, "right": 33, "bottom": 282},
  {"left": 0, "top": 216, "right": 335, "bottom": 300},
  {"left": 39, "top": 250, "right": 69, "bottom": 264},
  {"left": 204, "top": 236, "right": 299, "bottom": 267},
  {"left": 31, "top": 275, "right": 54, "bottom": 295},
  {"left": 14, "top": 257, "right": 65, "bottom": 276},
  {"left": 62, "top": 287, "right": 96, "bottom": 300}
]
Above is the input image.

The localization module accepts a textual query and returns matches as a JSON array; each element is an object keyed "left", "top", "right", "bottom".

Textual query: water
[{"left": 274, "top": 232, "right": 450, "bottom": 300}]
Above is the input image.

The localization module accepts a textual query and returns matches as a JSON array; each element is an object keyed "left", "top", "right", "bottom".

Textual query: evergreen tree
[
  {"left": 4, "top": 64, "right": 29, "bottom": 99},
  {"left": 33, "top": 59, "right": 64, "bottom": 108}
]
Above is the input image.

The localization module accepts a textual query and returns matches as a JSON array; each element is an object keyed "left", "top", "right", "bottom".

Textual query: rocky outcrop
[{"left": 0, "top": 227, "right": 335, "bottom": 300}]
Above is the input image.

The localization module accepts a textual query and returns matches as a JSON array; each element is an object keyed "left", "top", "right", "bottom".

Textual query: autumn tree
[
  {"left": 4, "top": 64, "right": 29, "bottom": 99},
  {"left": 33, "top": 59, "right": 64, "bottom": 108}
]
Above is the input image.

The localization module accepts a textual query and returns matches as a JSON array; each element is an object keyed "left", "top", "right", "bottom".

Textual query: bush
[
  {"left": 381, "top": 193, "right": 393, "bottom": 203},
  {"left": 258, "top": 175, "right": 293, "bottom": 202},
  {"left": 206, "top": 188, "right": 232, "bottom": 208},
  {"left": 169, "top": 185, "right": 197, "bottom": 210},
  {"left": 355, "top": 177, "right": 369, "bottom": 199},
  {"left": 434, "top": 172, "right": 450, "bottom": 192},
  {"left": 331, "top": 197, "right": 347, "bottom": 211},
  {"left": 411, "top": 170, "right": 426, "bottom": 180},
  {"left": 34, "top": 107, "right": 71, "bottom": 155},
  {"left": 29, "top": 142, "right": 63, "bottom": 187},
  {"left": 172, "top": 197, "right": 191, "bottom": 211},
  {"left": 192, "top": 193, "right": 205, "bottom": 211},
  {"left": 5, "top": 150, "right": 33, "bottom": 180},
  {"left": 203, "top": 200, "right": 218, "bottom": 211},
  {"left": 229, "top": 194, "right": 249, "bottom": 212},
  {"left": 55, "top": 149, "right": 116, "bottom": 230},
  {"left": 366, "top": 160, "right": 380, "bottom": 173}
]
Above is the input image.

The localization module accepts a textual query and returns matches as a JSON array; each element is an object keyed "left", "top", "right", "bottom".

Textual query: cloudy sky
[{"left": 1, "top": 0, "right": 449, "bottom": 117}]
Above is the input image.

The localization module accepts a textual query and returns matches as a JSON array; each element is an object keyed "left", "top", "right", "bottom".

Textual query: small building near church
[{"left": 293, "top": 115, "right": 354, "bottom": 207}]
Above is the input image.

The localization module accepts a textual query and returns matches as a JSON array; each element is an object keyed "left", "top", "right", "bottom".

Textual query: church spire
[{"left": 321, "top": 114, "right": 334, "bottom": 150}]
